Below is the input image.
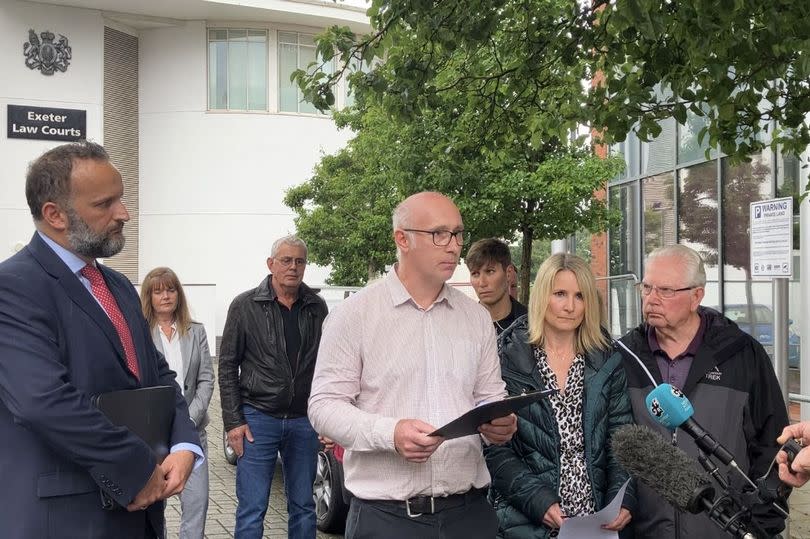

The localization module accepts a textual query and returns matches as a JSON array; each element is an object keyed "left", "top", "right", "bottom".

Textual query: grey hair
[
  {"left": 271, "top": 235, "right": 308, "bottom": 257},
  {"left": 392, "top": 199, "right": 413, "bottom": 231},
  {"left": 646, "top": 244, "right": 707, "bottom": 287},
  {"left": 26, "top": 140, "right": 109, "bottom": 220}
]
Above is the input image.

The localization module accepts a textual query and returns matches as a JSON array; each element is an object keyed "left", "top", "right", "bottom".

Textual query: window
[
  {"left": 641, "top": 172, "right": 676, "bottom": 256},
  {"left": 678, "top": 161, "right": 719, "bottom": 302},
  {"left": 279, "top": 32, "right": 333, "bottom": 114},
  {"left": 208, "top": 28, "right": 268, "bottom": 111},
  {"left": 641, "top": 118, "right": 676, "bottom": 176},
  {"left": 677, "top": 108, "right": 713, "bottom": 164}
]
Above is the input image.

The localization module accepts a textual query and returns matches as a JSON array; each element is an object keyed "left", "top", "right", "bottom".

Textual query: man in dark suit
[{"left": 0, "top": 141, "right": 201, "bottom": 538}]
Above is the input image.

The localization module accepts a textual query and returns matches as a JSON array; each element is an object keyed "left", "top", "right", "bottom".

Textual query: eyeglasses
[
  {"left": 403, "top": 228, "right": 470, "bottom": 246},
  {"left": 275, "top": 257, "right": 307, "bottom": 267},
  {"left": 636, "top": 282, "right": 696, "bottom": 298}
]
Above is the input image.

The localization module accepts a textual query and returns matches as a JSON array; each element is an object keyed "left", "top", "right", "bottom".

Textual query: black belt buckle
[{"left": 405, "top": 496, "right": 434, "bottom": 517}]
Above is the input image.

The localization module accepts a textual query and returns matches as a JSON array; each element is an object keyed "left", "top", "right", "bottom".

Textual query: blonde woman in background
[
  {"left": 486, "top": 253, "right": 635, "bottom": 538},
  {"left": 141, "top": 267, "right": 214, "bottom": 539}
]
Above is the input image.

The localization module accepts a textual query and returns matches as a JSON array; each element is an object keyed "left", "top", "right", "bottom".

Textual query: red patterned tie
[{"left": 80, "top": 264, "right": 140, "bottom": 380}]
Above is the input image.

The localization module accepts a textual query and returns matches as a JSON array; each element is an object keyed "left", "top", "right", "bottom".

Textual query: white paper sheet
[{"left": 557, "top": 479, "right": 630, "bottom": 539}]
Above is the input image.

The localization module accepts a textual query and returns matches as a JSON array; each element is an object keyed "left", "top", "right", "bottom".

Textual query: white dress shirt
[{"left": 308, "top": 268, "right": 507, "bottom": 500}]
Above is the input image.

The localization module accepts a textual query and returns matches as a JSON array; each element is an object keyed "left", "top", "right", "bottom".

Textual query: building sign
[
  {"left": 7, "top": 104, "right": 86, "bottom": 141},
  {"left": 750, "top": 197, "right": 793, "bottom": 278}
]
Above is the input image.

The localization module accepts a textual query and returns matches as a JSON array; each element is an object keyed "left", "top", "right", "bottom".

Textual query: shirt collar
[
  {"left": 37, "top": 231, "right": 91, "bottom": 275},
  {"left": 385, "top": 266, "right": 454, "bottom": 310},
  {"left": 647, "top": 310, "right": 706, "bottom": 359}
]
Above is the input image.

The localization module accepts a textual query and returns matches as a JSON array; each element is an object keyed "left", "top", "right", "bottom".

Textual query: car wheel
[
  {"left": 223, "top": 430, "right": 238, "bottom": 466},
  {"left": 314, "top": 449, "right": 349, "bottom": 533}
]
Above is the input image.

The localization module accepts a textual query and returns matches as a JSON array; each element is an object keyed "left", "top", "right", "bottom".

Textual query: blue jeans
[{"left": 234, "top": 405, "right": 320, "bottom": 539}]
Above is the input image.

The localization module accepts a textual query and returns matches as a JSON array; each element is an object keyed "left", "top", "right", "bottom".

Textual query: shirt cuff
[{"left": 171, "top": 443, "right": 205, "bottom": 470}]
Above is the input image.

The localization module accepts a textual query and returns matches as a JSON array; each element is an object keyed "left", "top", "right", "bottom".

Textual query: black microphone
[
  {"left": 612, "top": 424, "right": 758, "bottom": 538},
  {"left": 646, "top": 383, "right": 738, "bottom": 466}
]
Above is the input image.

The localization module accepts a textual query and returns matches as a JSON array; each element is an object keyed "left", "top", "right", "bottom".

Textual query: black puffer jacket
[
  {"left": 218, "top": 275, "right": 327, "bottom": 430},
  {"left": 485, "top": 316, "right": 636, "bottom": 538}
]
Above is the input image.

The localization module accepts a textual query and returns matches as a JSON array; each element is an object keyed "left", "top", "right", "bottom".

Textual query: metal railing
[{"left": 596, "top": 273, "right": 642, "bottom": 339}]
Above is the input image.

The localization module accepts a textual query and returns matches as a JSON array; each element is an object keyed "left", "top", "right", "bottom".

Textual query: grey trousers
[{"left": 179, "top": 429, "right": 209, "bottom": 539}]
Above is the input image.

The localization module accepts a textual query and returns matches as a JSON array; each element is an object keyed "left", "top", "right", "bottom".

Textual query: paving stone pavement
[
  {"left": 165, "top": 367, "right": 810, "bottom": 538},
  {"left": 165, "top": 365, "right": 341, "bottom": 539}
]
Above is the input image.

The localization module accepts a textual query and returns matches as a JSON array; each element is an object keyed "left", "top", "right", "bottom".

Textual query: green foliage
[{"left": 295, "top": 0, "right": 810, "bottom": 179}]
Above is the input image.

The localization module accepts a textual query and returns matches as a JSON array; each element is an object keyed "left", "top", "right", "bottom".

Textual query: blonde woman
[
  {"left": 485, "top": 253, "right": 635, "bottom": 538},
  {"left": 141, "top": 267, "right": 214, "bottom": 539}
]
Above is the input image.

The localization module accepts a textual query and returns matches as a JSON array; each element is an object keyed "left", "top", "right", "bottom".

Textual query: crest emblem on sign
[{"left": 24, "top": 29, "right": 72, "bottom": 75}]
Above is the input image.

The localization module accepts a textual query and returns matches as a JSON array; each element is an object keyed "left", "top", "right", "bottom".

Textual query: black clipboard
[
  {"left": 93, "top": 385, "right": 176, "bottom": 462},
  {"left": 429, "top": 389, "right": 556, "bottom": 440}
]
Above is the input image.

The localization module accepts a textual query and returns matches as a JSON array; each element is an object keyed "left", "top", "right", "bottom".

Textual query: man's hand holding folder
[
  {"left": 95, "top": 386, "right": 196, "bottom": 510},
  {"left": 478, "top": 413, "right": 517, "bottom": 445}
]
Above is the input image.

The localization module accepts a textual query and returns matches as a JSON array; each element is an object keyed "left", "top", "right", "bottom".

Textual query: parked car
[
  {"left": 314, "top": 444, "right": 350, "bottom": 533},
  {"left": 721, "top": 304, "right": 801, "bottom": 368}
]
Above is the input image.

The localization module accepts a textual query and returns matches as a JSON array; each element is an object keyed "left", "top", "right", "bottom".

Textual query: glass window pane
[
  {"left": 678, "top": 109, "right": 712, "bottom": 164},
  {"left": 721, "top": 152, "right": 773, "bottom": 279},
  {"left": 279, "top": 42, "right": 298, "bottom": 112},
  {"left": 607, "top": 183, "right": 641, "bottom": 337},
  {"left": 721, "top": 152, "right": 774, "bottom": 360},
  {"left": 641, "top": 118, "right": 676, "bottom": 175},
  {"left": 248, "top": 41, "right": 267, "bottom": 110},
  {"left": 228, "top": 41, "right": 248, "bottom": 110},
  {"left": 248, "top": 29, "right": 266, "bottom": 41},
  {"left": 209, "top": 29, "right": 227, "bottom": 41},
  {"left": 299, "top": 34, "right": 316, "bottom": 47},
  {"left": 278, "top": 31, "right": 297, "bottom": 44},
  {"left": 208, "top": 41, "right": 228, "bottom": 109},
  {"left": 625, "top": 130, "right": 640, "bottom": 178},
  {"left": 678, "top": 161, "right": 719, "bottom": 306},
  {"left": 609, "top": 183, "right": 639, "bottom": 276},
  {"left": 642, "top": 172, "right": 676, "bottom": 257},
  {"left": 298, "top": 46, "right": 318, "bottom": 113},
  {"left": 228, "top": 29, "right": 247, "bottom": 40}
]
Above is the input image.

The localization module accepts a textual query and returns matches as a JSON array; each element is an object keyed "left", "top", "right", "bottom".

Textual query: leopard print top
[{"left": 535, "top": 347, "right": 595, "bottom": 531}]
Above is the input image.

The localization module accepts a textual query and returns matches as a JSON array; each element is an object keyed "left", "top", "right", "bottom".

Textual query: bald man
[{"left": 308, "top": 192, "right": 516, "bottom": 539}]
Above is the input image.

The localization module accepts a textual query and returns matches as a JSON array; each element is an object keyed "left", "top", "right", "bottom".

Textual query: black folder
[
  {"left": 428, "top": 389, "right": 556, "bottom": 440},
  {"left": 93, "top": 385, "right": 176, "bottom": 462}
]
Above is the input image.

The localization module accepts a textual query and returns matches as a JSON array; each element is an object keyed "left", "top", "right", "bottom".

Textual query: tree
[
  {"left": 296, "top": 0, "right": 810, "bottom": 171},
  {"left": 283, "top": 108, "right": 418, "bottom": 285},
  {"left": 288, "top": 0, "right": 629, "bottom": 293},
  {"left": 285, "top": 102, "right": 623, "bottom": 298}
]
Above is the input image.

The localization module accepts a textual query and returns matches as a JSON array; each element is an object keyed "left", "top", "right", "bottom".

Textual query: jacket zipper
[
  {"left": 261, "top": 302, "right": 296, "bottom": 412},
  {"left": 672, "top": 430, "right": 681, "bottom": 538}
]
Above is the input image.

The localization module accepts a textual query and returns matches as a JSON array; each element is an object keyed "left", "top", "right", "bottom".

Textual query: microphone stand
[{"left": 695, "top": 450, "right": 777, "bottom": 539}]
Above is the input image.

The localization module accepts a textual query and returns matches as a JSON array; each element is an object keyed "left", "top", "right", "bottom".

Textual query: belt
[{"left": 362, "top": 488, "right": 487, "bottom": 518}]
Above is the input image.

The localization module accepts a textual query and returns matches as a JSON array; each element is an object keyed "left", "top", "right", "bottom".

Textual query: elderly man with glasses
[
  {"left": 617, "top": 244, "right": 788, "bottom": 538},
  {"left": 218, "top": 235, "right": 328, "bottom": 539}
]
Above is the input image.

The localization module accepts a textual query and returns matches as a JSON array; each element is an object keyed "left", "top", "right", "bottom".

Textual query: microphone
[
  {"left": 612, "top": 424, "right": 757, "bottom": 538},
  {"left": 646, "top": 383, "right": 737, "bottom": 467}
]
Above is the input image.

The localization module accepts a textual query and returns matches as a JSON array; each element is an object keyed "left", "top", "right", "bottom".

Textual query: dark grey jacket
[
  {"left": 619, "top": 307, "right": 788, "bottom": 538},
  {"left": 486, "top": 316, "right": 636, "bottom": 538},
  {"left": 218, "top": 275, "right": 327, "bottom": 430}
]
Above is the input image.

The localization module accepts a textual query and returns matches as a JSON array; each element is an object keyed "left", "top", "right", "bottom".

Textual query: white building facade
[{"left": 1, "top": 0, "right": 370, "bottom": 341}]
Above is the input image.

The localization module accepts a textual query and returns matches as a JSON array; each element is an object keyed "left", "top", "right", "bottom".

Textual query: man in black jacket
[
  {"left": 465, "top": 238, "right": 527, "bottom": 335},
  {"left": 619, "top": 244, "right": 788, "bottom": 538},
  {"left": 218, "top": 235, "right": 328, "bottom": 539}
]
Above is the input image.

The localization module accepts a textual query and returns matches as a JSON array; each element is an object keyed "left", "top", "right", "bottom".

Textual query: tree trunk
[
  {"left": 368, "top": 262, "right": 376, "bottom": 283},
  {"left": 519, "top": 227, "right": 534, "bottom": 305}
]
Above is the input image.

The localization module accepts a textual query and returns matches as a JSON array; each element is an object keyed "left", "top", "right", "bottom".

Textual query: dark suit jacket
[{"left": 0, "top": 233, "right": 200, "bottom": 539}]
